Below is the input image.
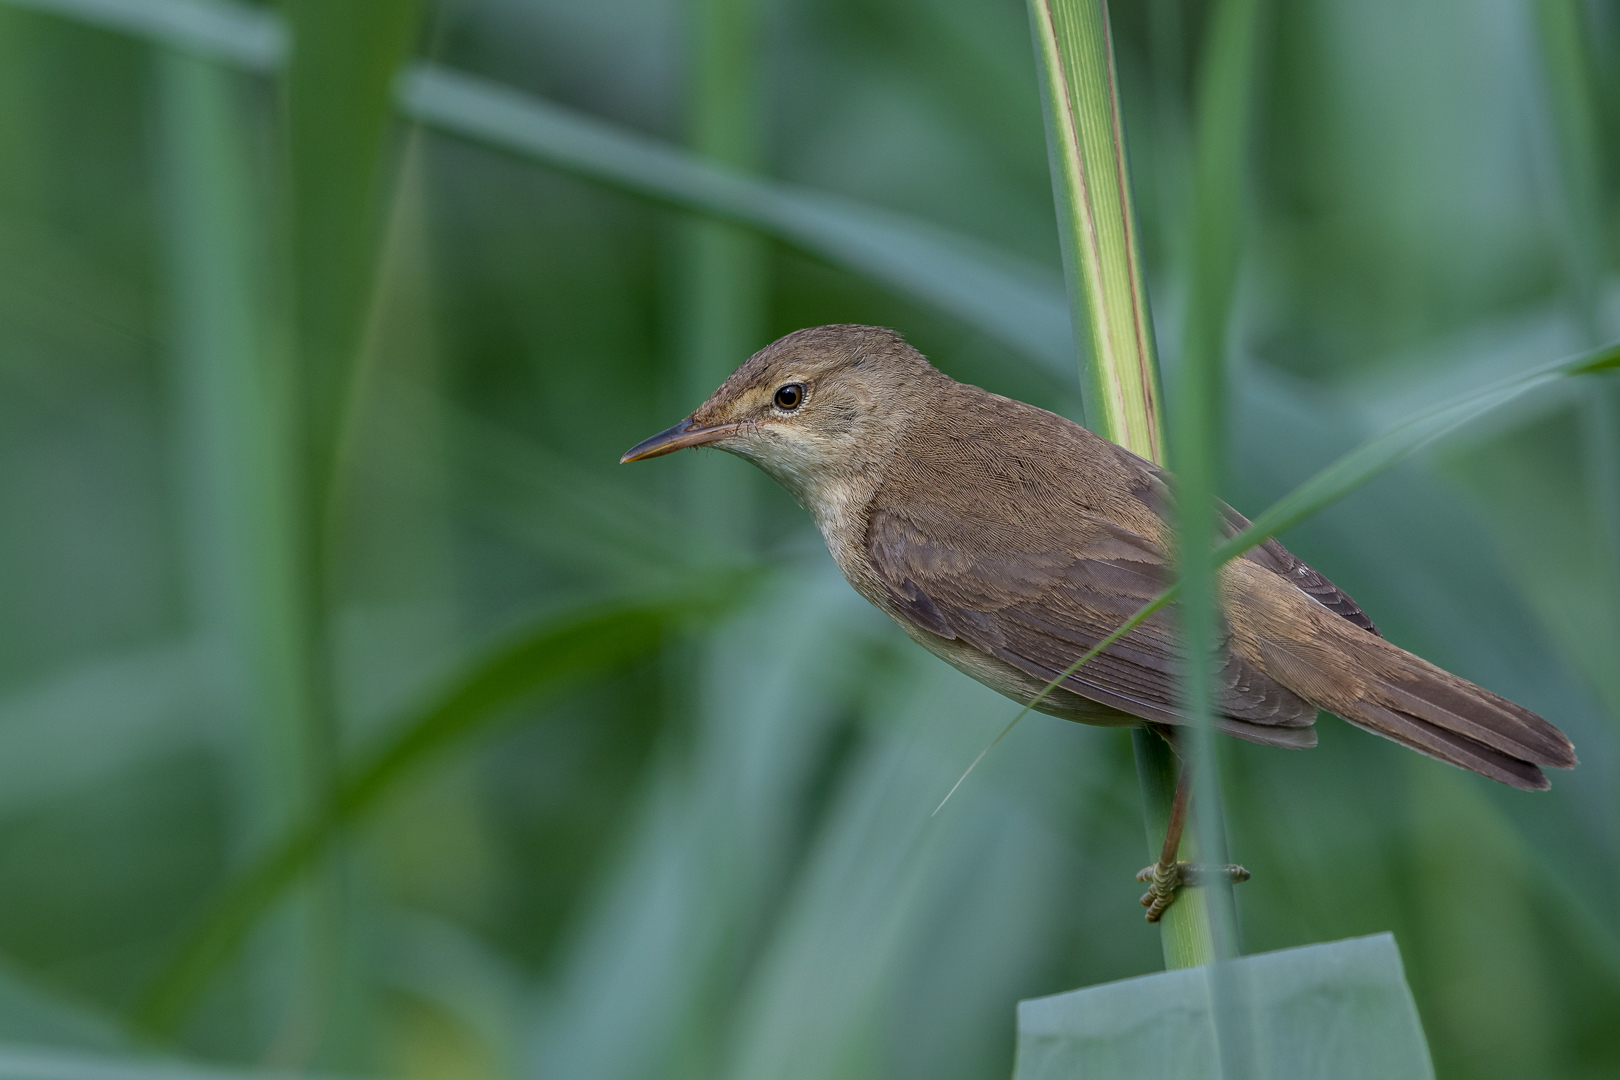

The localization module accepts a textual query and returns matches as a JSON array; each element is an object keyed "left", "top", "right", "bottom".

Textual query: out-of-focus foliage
[{"left": 0, "top": 1, "right": 1616, "bottom": 1080}]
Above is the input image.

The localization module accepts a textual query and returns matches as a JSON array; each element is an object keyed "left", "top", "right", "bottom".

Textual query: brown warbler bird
[{"left": 622, "top": 325, "right": 1576, "bottom": 913}]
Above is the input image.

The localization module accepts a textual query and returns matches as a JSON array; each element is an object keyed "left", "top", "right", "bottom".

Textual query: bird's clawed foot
[{"left": 1135, "top": 861, "right": 1251, "bottom": 922}]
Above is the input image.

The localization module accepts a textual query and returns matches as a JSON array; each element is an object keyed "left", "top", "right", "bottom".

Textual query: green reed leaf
[
  {"left": 1014, "top": 934, "right": 1435, "bottom": 1080},
  {"left": 133, "top": 574, "right": 757, "bottom": 1035},
  {"left": 1216, "top": 342, "right": 1620, "bottom": 568}
]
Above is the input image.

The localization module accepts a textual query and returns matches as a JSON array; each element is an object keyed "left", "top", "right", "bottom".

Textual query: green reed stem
[
  {"left": 1027, "top": 0, "right": 1164, "bottom": 464},
  {"left": 1027, "top": 0, "right": 1222, "bottom": 969}
]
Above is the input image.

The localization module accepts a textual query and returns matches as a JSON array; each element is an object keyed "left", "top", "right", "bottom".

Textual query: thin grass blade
[
  {"left": 1216, "top": 343, "right": 1620, "bottom": 567},
  {"left": 933, "top": 589, "right": 1175, "bottom": 817},
  {"left": 1169, "top": 0, "right": 1264, "bottom": 987}
]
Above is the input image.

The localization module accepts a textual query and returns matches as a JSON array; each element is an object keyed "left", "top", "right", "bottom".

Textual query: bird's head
[{"left": 621, "top": 324, "right": 943, "bottom": 503}]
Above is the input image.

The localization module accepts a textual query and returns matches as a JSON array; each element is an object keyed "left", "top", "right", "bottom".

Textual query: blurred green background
[{"left": 0, "top": 0, "right": 1618, "bottom": 1078}]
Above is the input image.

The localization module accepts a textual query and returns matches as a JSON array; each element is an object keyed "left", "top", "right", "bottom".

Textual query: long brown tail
[{"left": 1254, "top": 628, "right": 1577, "bottom": 791}]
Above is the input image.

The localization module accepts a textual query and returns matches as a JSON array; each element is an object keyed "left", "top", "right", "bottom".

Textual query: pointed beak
[{"left": 619, "top": 418, "right": 742, "bottom": 463}]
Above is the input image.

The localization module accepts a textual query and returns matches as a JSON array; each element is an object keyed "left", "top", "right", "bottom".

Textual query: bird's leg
[
  {"left": 1137, "top": 764, "right": 1193, "bottom": 922},
  {"left": 1136, "top": 764, "right": 1250, "bottom": 922}
]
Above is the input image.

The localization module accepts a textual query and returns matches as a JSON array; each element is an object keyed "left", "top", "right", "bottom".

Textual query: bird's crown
[{"left": 693, "top": 324, "right": 929, "bottom": 427}]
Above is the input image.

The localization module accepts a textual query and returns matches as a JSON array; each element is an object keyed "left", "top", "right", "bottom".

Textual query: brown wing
[
  {"left": 1134, "top": 467, "right": 1381, "bottom": 636},
  {"left": 1219, "top": 504, "right": 1380, "bottom": 636},
  {"left": 866, "top": 502, "right": 1316, "bottom": 739}
]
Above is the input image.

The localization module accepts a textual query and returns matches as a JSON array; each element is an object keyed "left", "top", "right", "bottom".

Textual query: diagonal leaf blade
[
  {"left": 1216, "top": 342, "right": 1620, "bottom": 567},
  {"left": 133, "top": 572, "right": 759, "bottom": 1035},
  {"left": 1, "top": 0, "right": 283, "bottom": 68}
]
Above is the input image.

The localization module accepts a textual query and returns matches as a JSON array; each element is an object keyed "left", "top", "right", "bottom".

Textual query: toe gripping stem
[{"left": 1137, "top": 861, "right": 1251, "bottom": 922}]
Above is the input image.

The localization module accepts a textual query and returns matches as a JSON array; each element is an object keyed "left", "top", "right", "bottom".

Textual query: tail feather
[
  {"left": 1256, "top": 632, "right": 1576, "bottom": 790},
  {"left": 1377, "top": 674, "right": 1573, "bottom": 768},
  {"left": 1351, "top": 701, "right": 1550, "bottom": 791}
]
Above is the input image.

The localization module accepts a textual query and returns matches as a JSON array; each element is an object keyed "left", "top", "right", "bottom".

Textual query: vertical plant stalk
[
  {"left": 157, "top": 48, "right": 302, "bottom": 862},
  {"left": 281, "top": 0, "right": 422, "bottom": 847},
  {"left": 1027, "top": 0, "right": 1217, "bottom": 969},
  {"left": 1028, "top": 0, "right": 1163, "bottom": 462},
  {"left": 679, "top": 0, "right": 769, "bottom": 557},
  {"left": 1129, "top": 729, "right": 1215, "bottom": 965},
  {"left": 136, "top": 0, "right": 423, "bottom": 1046},
  {"left": 1173, "top": 0, "right": 1265, "bottom": 979},
  {"left": 1532, "top": 0, "right": 1612, "bottom": 547},
  {"left": 663, "top": 0, "right": 770, "bottom": 1067},
  {"left": 274, "top": 3, "right": 422, "bottom": 1065},
  {"left": 1533, "top": 0, "right": 1605, "bottom": 340},
  {"left": 154, "top": 45, "right": 315, "bottom": 1047},
  {"left": 1532, "top": 0, "right": 1620, "bottom": 716}
]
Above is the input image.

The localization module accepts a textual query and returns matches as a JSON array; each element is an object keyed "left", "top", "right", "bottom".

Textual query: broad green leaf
[
  {"left": 134, "top": 575, "right": 758, "bottom": 1035},
  {"left": 1013, "top": 934, "right": 1434, "bottom": 1080}
]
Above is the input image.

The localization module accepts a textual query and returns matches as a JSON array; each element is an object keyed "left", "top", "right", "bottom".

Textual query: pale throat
[
  {"left": 722, "top": 432, "right": 879, "bottom": 575},
  {"left": 802, "top": 473, "right": 878, "bottom": 577}
]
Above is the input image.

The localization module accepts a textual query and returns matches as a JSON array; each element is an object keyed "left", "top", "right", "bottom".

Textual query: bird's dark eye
[{"left": 773, "top": 383, "right": 804, "bottom": 411}]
